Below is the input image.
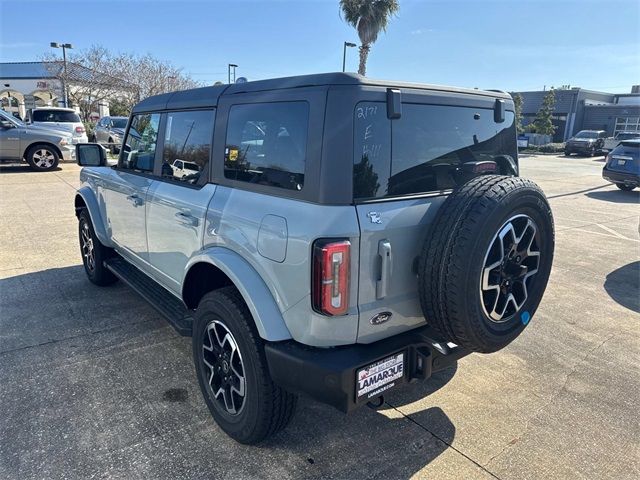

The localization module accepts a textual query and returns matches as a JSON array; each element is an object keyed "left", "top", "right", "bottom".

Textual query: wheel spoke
[
  {"left": 201, "top": 320, "right": 246, "bottom": 416},
  {"left": 481, "top": 215, "right": 542, "bottom": 323}
]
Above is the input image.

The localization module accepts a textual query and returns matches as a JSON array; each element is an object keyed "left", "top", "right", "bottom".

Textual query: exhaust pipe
[{"left": 366, "top": 395, "right": 385, "bottom": 410}]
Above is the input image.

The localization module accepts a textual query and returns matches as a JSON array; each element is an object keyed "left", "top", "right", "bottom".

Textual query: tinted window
[
  {"left": 32, "top": 110, "right": 81, "bottom": 123},
  {"left": 160, "top": 110, "right": 214, "bottom": 185},
  {"left": 353, "top": 103, "right": 391, "bottom": 199},
  {"left": 119, "top": 113, "right": 160, "bottom": 172},
  {"left": 353, "top": 102, "right": 517, "bottom": 199},
  {"left": 112, "top": 118, "right": 128, "bottom": 128},
  {"left": 224, "top": 102, "right": 308, "bottom": 191}
]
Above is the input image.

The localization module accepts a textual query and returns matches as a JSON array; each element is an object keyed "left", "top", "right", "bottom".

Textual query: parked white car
[
  {"left": 26, "top": 107, "right": 88, "bottom": 144},
  {"left": 170, "top": 159, "right": 200, "bottom": 178},
  {"left": 603, "top": 131, "right": 640, "bottom": 153}
]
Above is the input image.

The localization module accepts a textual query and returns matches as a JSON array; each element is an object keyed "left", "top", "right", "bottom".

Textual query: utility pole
[
  {"left": 228, "top": 64, "right": 238, "bottom": 84},
  {"left": 50, "top": 42, "right": 73, "bottom": 107},
  {"left": 342, "top": 42, "right": 356, "bottom": 72}
]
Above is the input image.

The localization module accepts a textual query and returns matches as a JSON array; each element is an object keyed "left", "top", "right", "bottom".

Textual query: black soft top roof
[{"left": 132, "top": 72, "right": 512, "bottom": 113}]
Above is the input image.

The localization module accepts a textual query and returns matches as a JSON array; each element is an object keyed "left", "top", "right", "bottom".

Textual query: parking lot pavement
[{"left": 0, "top": 155, "right": 638, "bottom": 480}]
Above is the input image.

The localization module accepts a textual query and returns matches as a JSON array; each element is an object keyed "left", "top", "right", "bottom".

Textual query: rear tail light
[
  {"left": 312, "top": 239, "right": 350, "bottom": 316},
  {"left": 75, "top": 126, "right": 85, "bottom": 133}
]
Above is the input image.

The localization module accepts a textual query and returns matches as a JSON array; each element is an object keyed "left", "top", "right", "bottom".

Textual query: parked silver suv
[{"left": 74, "top": 73, "right": 554, "bottom": 444}]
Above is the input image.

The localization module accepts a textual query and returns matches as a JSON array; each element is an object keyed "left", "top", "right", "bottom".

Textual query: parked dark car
[
  {"left": 602, "top": 139, "right": 640, "bottom": 191},
  {"left": 564, "top": 130, "right": 606, "bottom": 156}
]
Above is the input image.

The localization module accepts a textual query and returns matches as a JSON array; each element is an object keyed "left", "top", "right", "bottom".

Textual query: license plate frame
[
  {"left": 356, "top": 351, "right": 406, "bottom": 400},
  {"left": 617, "top": 159, "right": 627, "bottom": 166}
]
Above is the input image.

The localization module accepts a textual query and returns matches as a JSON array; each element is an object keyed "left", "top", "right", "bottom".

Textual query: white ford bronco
[{"left": 74, "top": 73, "right": 554, "bottom": 444}]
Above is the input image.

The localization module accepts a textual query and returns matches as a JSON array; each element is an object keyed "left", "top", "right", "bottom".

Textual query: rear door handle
[
  {"left": 376, "top": 239, "right": 392, "bottom": 299},
  {"left": 126, "top": 194, "right": 143, "bottom": 207},
  {"left": 175, "top": 211, "right": 199, "bottom": 227}
]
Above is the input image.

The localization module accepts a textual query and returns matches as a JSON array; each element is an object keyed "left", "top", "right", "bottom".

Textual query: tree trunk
[{"left": 358, "top": 44, "right": 370, "bottom": 76}]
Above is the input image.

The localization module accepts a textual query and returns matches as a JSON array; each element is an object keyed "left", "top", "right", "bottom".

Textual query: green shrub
[{"left": 522, "top": 142, "right": 566, "bottom": 154}]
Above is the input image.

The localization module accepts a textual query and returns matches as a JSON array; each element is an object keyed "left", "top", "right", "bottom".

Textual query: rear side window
[
  {"left": 160, "top": 109, "right": 214, "bottom": 185},
  {"left": 353, "top": 102, "right": 517, "bottom": 199},
  {"left": 224, "top": 102, "right": 308, "bottom": 191},
  {"left": 119, "top": 113, "right": 161, "bottom": 172},
  {"left": 32, "top": 110, "right": 81, "bottom": 123}
]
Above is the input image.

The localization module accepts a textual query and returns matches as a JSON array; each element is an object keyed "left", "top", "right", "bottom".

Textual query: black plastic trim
[{"left": 264, "top": 325, "right": 469, "bottom": 413}]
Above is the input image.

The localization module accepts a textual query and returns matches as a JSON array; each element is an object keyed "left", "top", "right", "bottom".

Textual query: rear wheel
[
  {"left": 564, "top": 150, "right": 571, "bottom": 156},
  {"left": 419, "top": 175, "right": 554, "bottom": 353},
  {"left": 26, "top": 144, "right": 59, "bottom": 171},
  {"left": 616, "top": 183, "right": 635, "bottom": 191},
  {"left": 192, "top": 287, "right": 297, "bottom": 444}
]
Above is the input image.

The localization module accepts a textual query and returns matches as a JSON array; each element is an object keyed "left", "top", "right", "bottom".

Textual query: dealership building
[
  {"left": 0, "top": 61, "right": 127, "bottom": 120},
  {"left": 513, "top": 86, "right": 640, "bottom": 142}
]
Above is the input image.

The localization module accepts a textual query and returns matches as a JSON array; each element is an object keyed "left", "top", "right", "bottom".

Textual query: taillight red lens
[
  {"left": 75, "top": 126, "right": 85, "bottom": 133},
  {"left": 312, "top": 239, "right": 350, "bottom": 316}
]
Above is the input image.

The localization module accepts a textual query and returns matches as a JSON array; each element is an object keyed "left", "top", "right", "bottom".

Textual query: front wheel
[
  {"left": 78, "top": 210, "right": 117, "bottom": 286},
  {"left": 192, "top": 287, "right": 297, "bottom": 444},
  {"left": 616, "top": 183, "right": 636, "bottom": 191},
  {"left": 26, "top": 144, "right": 59, "bottom": 171}
]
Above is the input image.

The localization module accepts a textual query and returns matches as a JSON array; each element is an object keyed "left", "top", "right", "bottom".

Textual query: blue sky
[{"left": 1, "top": 0, "right": 638, "bottom": 93}]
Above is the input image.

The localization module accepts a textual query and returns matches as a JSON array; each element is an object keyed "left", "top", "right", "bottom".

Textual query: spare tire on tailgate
[{"left": 418, "top": 175, "right": 554, "bottom": 353}]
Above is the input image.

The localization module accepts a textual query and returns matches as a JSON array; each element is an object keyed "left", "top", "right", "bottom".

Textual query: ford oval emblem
[{"left": 370, "top": 311, "right": 392, "bottom": 325}]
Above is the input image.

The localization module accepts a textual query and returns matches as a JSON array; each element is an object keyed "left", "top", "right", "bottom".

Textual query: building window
[{"left": 615, "top": 116, "right": 640, "bottom": 134}]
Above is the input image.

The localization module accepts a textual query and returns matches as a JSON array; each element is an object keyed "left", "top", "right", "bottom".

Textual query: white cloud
[{"left": 410, "top": 28, "right": 434, "bottom": 35}]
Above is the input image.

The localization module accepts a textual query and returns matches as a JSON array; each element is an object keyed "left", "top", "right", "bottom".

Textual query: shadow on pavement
[
  {"left": 585, "top": 189, "right": 640, "bottom": 204},
  {"left": 0, "top": 266, "right": 458, "bottom": 479},
  {"left": 0, "top": 164, "right": 62, "bottom": 173},
  {"left": 604, "top": 261, "right": 640, "bottom": 313}
]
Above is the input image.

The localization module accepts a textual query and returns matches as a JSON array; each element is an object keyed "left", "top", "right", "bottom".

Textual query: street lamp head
[
  {"left": 229, "top": 63, "right": 238, "bottom": 68},
  {"left": 63, "top": 43, "right": 73, "bottom": 49},
  {"left": 50, "top": 42, "right": 60, "bottom": 48},
  {"left": 345, "top": 42, "right": 357, "bottom": 48}
]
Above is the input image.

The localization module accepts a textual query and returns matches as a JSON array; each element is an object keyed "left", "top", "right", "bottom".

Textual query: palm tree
[{"left": 340, "top": 0, "right": 399, "bottom": 76}]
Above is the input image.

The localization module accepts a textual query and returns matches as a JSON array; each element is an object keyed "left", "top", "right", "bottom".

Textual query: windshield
[
  {"left": 575, "top": 131, "right": 598, "bottom": 139},
  {"left": 112, "top": 118, "right": 128, "bottom": 128},
  {"left": 617, "top": 132, "right": 640, "bottom": 140},
  {"left": 0, "top": 109, "right": 24, "bottom": 126},
  {"left": 32, "top": 110, "right": 82, "bottom": 123}
]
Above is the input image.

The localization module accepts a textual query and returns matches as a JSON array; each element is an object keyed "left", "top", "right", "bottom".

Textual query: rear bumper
[
  {"left": 265, "top": 325, "right": 469, "bottom": 413},
  {"left": 603, "top": 168, "right": 640, "bottom": 187}
]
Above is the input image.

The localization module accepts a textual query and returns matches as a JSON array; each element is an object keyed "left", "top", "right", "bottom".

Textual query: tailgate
[{"left": 356, "top": 196, "right": 446, "bottom": 343}]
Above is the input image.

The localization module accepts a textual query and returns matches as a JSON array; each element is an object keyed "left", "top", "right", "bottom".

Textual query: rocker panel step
[{"left": 105, "top": 256, "right": 193, "bottom": 336}]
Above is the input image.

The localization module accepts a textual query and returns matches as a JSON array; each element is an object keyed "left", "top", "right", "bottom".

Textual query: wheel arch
[
  {"left": 183, "top": 248, "right": 292, "bottom": 342},
  {"left": 24, "top": 141, "right": 63, "bottom": 160},
  {"left": 74, "top": 187, "right": 112, "bottom": 247}
]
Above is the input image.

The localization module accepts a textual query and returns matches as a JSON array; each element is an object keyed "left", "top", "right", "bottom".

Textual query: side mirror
[
  {"left": 0, "top": 120, "right": 14, "bottom": 129},
  {"left": 76, "top": 143, "right": 107, "bottom": 167}
]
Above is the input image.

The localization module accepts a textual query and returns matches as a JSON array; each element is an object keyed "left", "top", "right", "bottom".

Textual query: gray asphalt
[{"left": 0, "top": 155, "right": 638, "bottom": 479}]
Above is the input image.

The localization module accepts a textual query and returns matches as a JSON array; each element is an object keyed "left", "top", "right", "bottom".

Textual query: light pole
[
  {"left": 342, "top": 42, "right": 356, "bottom": 72},
  {"left": 50, "top": 42, "right": 73, "bottom": 107},
  {"left": 228, "top": 64, "right": 238, "bottom": 84}
]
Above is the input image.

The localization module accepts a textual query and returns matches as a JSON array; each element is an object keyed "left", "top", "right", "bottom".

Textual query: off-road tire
[
  {"left": 26, "top": 144, "right": 59, "bottom": 171},
  {"left": 418, "top": 175, "right": 554, "bottom": 353},
  {"left": 616, "top": 183, "right": 635, "bottom": 191},
  {"left": 78, "top": 209, "right": 117, "bottom": 286},
  {"left": 192, "top": 287, "right": 297, "bottom": 444}
]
